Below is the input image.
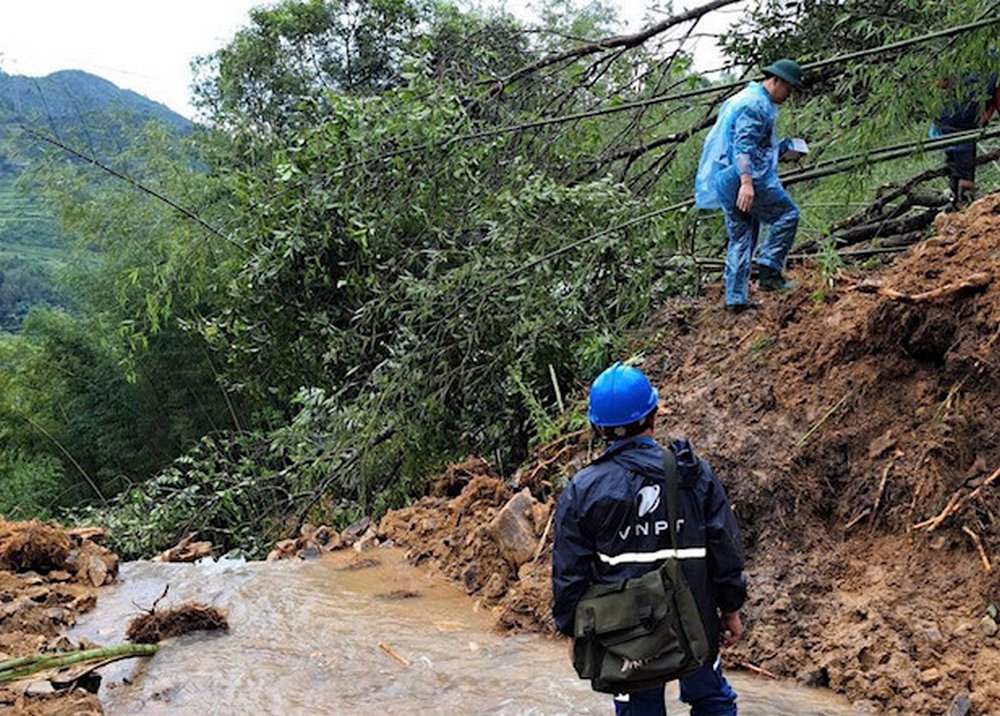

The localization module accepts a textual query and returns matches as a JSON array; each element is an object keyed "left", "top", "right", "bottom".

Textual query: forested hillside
[
  {"left": 3, "top": 1, "right": 1000, "bottom": 711},
  {"left": 2, "top": 0, "right": 996, "bottom": 563},
  {"left": 0, "top": 69, "right": 190, "bottom": 330}
]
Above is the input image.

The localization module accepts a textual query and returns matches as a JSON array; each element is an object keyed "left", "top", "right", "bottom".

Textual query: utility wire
[{"left": 21, "top": 125, "right": 249, "bottom": 255}]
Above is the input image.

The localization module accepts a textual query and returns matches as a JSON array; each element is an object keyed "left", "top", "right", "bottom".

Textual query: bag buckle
[{"left": 637, "top": 594, "right": 655, "bottom": 631}]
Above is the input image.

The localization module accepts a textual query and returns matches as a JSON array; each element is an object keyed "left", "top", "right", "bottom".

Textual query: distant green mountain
[{"left": 0, "top": 69, "right": 190, "bottom": 331}]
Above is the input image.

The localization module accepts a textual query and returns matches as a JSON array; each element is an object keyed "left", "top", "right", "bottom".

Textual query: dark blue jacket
[
  {"left": 551, "top": 436, "right": 747, "bottom": 655},
  {"left": 938, "top": 72, "right": 999, "bottom": 130}
]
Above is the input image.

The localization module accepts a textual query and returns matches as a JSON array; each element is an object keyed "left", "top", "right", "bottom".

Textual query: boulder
[
  {"left": 342, "top": 517, "right": 372, "bottom": 546},
  {"left": 313, "top": 525, "right": 340, "bottom": 550},
  {"left": 946, "top": 693, "right": 971, "bottom": 716},
  {"left": 266, "top": 539, "right": 298, "bottom": 561},
  {"left": 66, "top": 541, "right": 119, "bottom": 586},
  {"left": 153, "top": 533, "right": 212, "bottom": 563},
  {"left": 488, "top": 489, "right": 540, "bottom": 568},
  {"left": 353, "top": 527, "right": 380, "bottom": 553}
]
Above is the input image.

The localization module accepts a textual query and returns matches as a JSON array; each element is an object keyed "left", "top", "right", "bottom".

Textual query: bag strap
[{"left": 663, "top": 442, "right": 679, "bottom": 552}]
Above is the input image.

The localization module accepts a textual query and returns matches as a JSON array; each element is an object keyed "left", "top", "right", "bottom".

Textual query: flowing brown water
[{"left": 71, "top": 549, "right": 856, "bottom": 715}]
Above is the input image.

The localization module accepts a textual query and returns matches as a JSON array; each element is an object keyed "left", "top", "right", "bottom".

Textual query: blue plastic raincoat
[
  {"left": 694, "top": 82, "right": 801, "bottom": 306},
  {"left": 694, "top": 82, "right": 781, "bottom": 209}
]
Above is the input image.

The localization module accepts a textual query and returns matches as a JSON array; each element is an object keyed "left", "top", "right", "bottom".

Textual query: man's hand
[
  {"left": 720, "top": 611, "right": 743, "bottom": 648},
  {"left": 736, "top": 176, "right": 755, "bottom": 213}
]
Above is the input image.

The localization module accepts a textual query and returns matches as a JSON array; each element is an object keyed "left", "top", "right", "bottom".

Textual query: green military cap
[{"left": 762, "top": 58, "right": 805, "bottom": 88}]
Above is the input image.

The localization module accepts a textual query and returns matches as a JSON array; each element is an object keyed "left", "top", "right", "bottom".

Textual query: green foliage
[
  {"left": 69, "top": 434, "right": 297, "bottom": 559},
  {"left": 748, "top": 334, "right": 776, "bottom": 355},
  {"left": 9, "top": 0, "right": 999, "bottom": 560},
  {"left": 0, "top": 70, "right": 192, "bottom": 327},
  {"left": 192, "top": 0, "right": 435, "bottom": 132},
  {"left": 811, "top": 236, "right": 844, "bottom": 303},
  {"left": 721, "top": 0, "right": 951, "bottom": 67},
  {"left": 0, "top": 450, "right": 64, "bottom": 519},
  {"left": 0, "top": 309, "right": 228, "bottom": 504},
  {"left": 0, "top": 120, "right": 246, "bottom": 511},
  {"left": 509, "top": 364, "right": 559, "bottom": 445},
  {"left": 0, "top": 254, "right": 64, "bottom": 332}
]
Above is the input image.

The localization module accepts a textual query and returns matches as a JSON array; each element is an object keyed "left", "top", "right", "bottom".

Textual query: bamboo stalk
[
  {"left": 532, "top": 510, "right": 556, "bottom": 564},
  {"left": 0, "top": 645, "right": 158, "bottom": 683},
  {"left": 333, "top": 15, "right": 1000, "bottom": 172},
  {"left": 0, "top": 655, "right": 42, "bottom": 672},
  {"left": 548, "top": 364, "right": 566, "bottom": 414},
  {"left": 20, "top": 126, "right": 242, "bottom": 253},
  {"left": 508, "top": 127, "right": 1000, "bottom": 279}
]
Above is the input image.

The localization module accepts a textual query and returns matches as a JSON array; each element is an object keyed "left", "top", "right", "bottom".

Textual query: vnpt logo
[{"left": 636, "top": 485, "right": 660, "bottom": 517}]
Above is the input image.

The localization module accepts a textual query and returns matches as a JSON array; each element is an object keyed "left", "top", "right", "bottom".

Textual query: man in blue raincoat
[{"left": 694, "top": 59, "right": 805, "bottom": 312}]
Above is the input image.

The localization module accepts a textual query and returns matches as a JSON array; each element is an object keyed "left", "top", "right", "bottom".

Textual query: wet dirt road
[{"left": 71, "top": 548, "right": 856, "bottom": 715}]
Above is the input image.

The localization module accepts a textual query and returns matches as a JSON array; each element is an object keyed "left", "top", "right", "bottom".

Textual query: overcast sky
[{"left": 0, "top": 0, "right": 744, "bottom": 119}]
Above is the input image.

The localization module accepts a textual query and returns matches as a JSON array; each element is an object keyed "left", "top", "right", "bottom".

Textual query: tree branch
[{"left": 485, "top": 0, "right": 741, "bottom": 92}]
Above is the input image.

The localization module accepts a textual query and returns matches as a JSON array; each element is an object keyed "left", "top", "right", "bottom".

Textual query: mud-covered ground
[
  {"left": 379, "top": 194, "right": 1000, "bottom": 715},
  {"left": 0, "top": 521, "right": 119, "bottom": 715}
]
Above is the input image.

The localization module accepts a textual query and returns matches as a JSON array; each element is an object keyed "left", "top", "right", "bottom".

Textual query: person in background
[{"left": 931, "top": 69, "right": 1000, "bottom": 208}]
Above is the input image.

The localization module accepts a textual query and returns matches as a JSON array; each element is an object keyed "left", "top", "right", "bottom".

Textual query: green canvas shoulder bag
[{"left": 571, "top": 447, "right": 709, "bottom": 693}]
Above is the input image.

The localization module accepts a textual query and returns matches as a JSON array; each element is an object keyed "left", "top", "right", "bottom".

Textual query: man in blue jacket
[
  {"left": 931, "top": 70, "right": 999, "bottom": 207},
  {"left": 552, "top": 362, "right": 747, "bottom": 715},
  {"left": 694, "top": 59, "right": 805, "bottom": 312}
]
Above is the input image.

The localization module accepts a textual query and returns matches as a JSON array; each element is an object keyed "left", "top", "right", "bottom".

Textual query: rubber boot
[
  {"left": 757, "top": 265, "right": 797, "bottom": 292},
  {"left": 725, "top": 301, "right": 761, "bottom": 314}
]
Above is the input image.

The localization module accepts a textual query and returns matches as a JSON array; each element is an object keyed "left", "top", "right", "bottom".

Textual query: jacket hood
[{"left": 596, "top": 437, "right": 700, "bottom": 486}]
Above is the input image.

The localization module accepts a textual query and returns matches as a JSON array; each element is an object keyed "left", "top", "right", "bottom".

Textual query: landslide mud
[
  {"left": 380, "top": 193, "right": 1000, "bottom": 715},
  {"left": 0, "top": 521, "right": 120, "bottom": 714}
]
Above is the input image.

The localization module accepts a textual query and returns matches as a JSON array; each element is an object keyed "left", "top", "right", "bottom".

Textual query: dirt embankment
[
  {"left": 378, "top": 193, "right": 1000, "bottom": 715},
  {"left": 0, "top": 521, "right": 119, "bottom": 715}
]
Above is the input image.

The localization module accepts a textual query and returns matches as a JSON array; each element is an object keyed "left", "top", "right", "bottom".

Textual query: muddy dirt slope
[{"left": 380, "top": 193, "right": 1000, "bottom": 715}]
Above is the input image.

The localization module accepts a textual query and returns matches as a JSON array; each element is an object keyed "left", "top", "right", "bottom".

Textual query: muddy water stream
[{"left": 71, "top": 549, "right": 855, "bottom": 715}]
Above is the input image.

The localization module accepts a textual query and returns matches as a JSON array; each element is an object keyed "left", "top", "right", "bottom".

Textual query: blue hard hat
[{"left": 587, "top": 362, "right": 659, "bottom": 427}]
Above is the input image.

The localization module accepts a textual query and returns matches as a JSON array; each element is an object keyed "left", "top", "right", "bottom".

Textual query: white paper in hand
[{"left": 788, "top": 137, "right": 809, "bottom": 155}]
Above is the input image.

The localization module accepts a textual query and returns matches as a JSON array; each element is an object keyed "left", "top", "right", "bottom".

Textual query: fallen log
[
  {"left": 857, "top": 148, "right": 1000, "bottom": 222},
  {"left": 835, "top": 207, "right": 939, "bottom": 246},
  {"left": 853, "top": 272, "right": 992, "bottom": 303}
]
